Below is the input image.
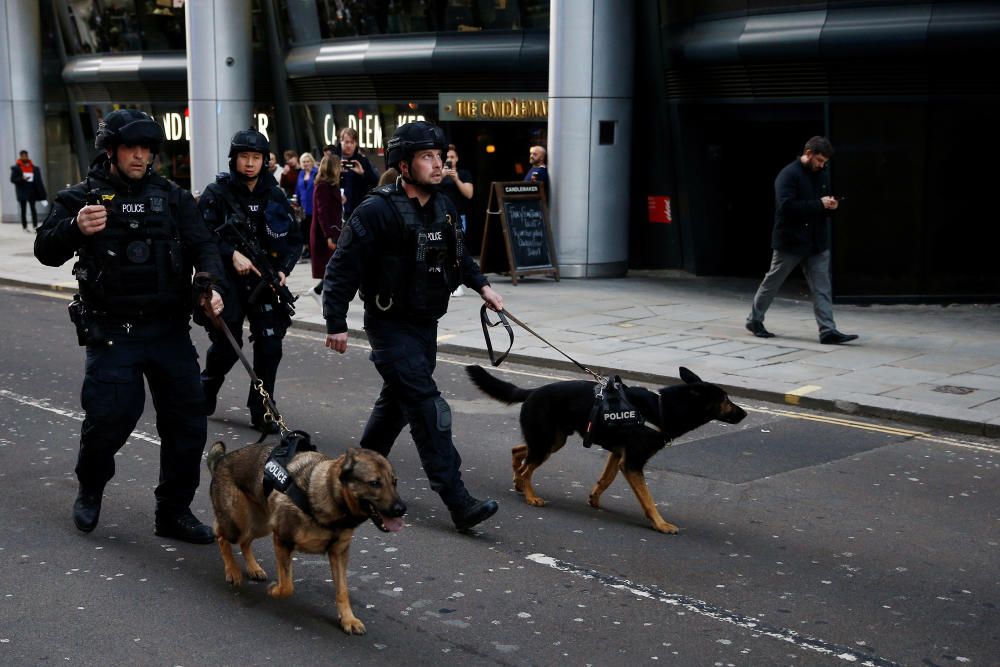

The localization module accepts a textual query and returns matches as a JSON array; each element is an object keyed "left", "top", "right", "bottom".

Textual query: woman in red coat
[{"left": 310, "top": 155, "right": 343, "bottom": 293}]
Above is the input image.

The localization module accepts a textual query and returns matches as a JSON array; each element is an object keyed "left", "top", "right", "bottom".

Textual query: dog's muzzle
[{"left": 363, "top": 499, "right": 407, "bottom": 532}]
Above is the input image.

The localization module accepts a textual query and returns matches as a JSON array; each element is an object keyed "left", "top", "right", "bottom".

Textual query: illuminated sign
[
  {"left": 323, "top": 110, "right": 403, "bottom": 150},
  {"left": 162, "top": 112, "right": 272, "bottom": 142},
  {"left": 439, "top": 93, "right": 548, "bottom": 122}
]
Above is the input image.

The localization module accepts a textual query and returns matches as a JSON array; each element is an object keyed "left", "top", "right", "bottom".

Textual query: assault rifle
[{"left": 213, "top": 213, "right": 298, "bottom": 317}]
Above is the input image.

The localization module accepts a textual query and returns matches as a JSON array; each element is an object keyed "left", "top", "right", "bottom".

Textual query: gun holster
[{"left": 68, "top": 295, "right": 106, "bottom": 346}]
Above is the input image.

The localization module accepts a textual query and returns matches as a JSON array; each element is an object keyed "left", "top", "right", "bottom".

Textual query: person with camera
[
  {"left": 197, "top": 129, "right": 303, "bottom": 433},
  {"left": 322, "top": 121, "right": 503, "bottom": 532},
  {"left": 746, "top": 136, "right": 858, "bottom": 345},
  {"left": 34, "top": 109, "right": 227, "bottom": 543},
  {"left": 337, "top": 126, "right": 379, "bottom": 218}
]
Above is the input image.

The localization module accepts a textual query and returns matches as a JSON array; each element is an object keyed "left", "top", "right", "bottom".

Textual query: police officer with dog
[
  {"left": 322, "top": 121, "right": 504, "bottom": 532},
  {"left": 34, "top": 109, "right": 227, "bottom": 543},
  {"left": 197, "top": 129, "right": 302, "bottom": 433}
]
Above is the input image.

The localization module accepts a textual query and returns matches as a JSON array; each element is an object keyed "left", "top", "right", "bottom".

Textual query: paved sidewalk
[{"left": 4, "top": 221, "right": 999, "bottom": 437}]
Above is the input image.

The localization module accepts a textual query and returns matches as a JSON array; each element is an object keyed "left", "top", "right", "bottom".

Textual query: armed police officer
[
  {"left": 323, "top": 121, "right": 504, "bottom": 532},
  {"left": 34, "top": 109, "right": 227, "bottom": 543},
  {"left": 197, "top": 129, "right": 302, "bottom": 433}
]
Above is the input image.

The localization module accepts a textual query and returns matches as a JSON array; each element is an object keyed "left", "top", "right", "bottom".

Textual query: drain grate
[{"left": 933, "top": 385, "right": 976, "bottom": 395}]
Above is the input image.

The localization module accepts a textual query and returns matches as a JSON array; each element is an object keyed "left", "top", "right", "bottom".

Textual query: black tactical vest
[
  {"left": 364, "top": 185, "right": 464, "bottom": 320},
  {"left": 75, "top": 178, "right": 187, "bottom": 317}
]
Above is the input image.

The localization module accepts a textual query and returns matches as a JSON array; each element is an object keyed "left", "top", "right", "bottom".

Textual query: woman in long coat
[{"left": 310, "top": 155, "right": 343, "bottom": 293}]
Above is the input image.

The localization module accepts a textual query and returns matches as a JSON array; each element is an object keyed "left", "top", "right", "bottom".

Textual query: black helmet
[
  {"left": 386, "top": 121, "right": 447, "bottom": 170},
  {"left": 229, "top": 128, "right": 270, "bottom": 167},
  {"left": 95, "top": 109, "right": 165, "bottom": 153}
]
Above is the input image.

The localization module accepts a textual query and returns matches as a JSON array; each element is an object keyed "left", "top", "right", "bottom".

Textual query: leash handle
[{"left": 480, "top": 304, "right": 514, "bottom": 367}]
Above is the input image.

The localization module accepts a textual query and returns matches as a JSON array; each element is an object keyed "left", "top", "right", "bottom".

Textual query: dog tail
[
  {"left": 466, "top": 365, "right": 532, "bottom": 404},
  {"left": 206, "top": 440, "right": 226, "bottom": 476}
]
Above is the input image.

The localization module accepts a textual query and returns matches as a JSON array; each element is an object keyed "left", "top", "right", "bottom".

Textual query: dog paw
[
  {"left": 247, "top": 567, "right": 268, "bottom": 581},
  {"left": 340, "top": 617, "right": 367, "bottom": 635},
  {"left": 267, "top": 582, "right": 293, "bottom": 599},
  {"left": 525, "top": 496, "right": 546, "bottom": 507},
  {"left": 224, "top": 569, "right": 243, "bottom": 587},
  {"left": 653, "top": 522, "right": 679, "bottom": 534},
  {"left": 588, "top": 495, "right": 601, "bottom": 508}
]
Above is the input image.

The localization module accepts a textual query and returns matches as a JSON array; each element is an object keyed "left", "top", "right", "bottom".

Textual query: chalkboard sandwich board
[{"left": 479, "top": 181, "right": 559, "bottom": 285}]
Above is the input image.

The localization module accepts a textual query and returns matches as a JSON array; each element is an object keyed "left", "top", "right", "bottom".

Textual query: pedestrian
[
  {"left": 10, "top": 150, "right": 47, "bottom": 231},
  {"left": 197, "top": 129, "right": 303, "bottom": 433},
  {"left": 311, "top": 154, "right": 343, "bottom": 294},
  {"left": 338, "top": 126, "right": 379, "bottom": 218},
  {"left": 746, "top": 136, "right": 858, "bottom": 345},
  {"left": 524, "top": 144, "right": 549, "bottom": 201},
  {"left": 267, "top": 151, "right": 281, "bottom": 184},
  {"left": 279, "top": 149, "right": 300, "bottom": 198},
  {"left": 34, "top": 109, "right": 227, "bottom": 543},
  {"left": 322, "top": 121, "right": 503, "bottom": 532},
  {"left": 295, "top": 152, "right": 318, "bottom": 260},
  {"left": 439, "top": 144, "right": 474, "bottom": 232}
]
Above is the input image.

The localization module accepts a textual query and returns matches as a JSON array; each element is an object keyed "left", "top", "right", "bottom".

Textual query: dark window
[{"left": 598, "top": 120, "right": 616, "bottom": 145}]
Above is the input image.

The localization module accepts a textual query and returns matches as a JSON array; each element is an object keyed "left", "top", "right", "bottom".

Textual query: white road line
[
  {"left": 0, "top": 389, "right": 161, "bottom": 446},
  {"left": 526, "top": 553, "right": 902, "bottom": 667}
]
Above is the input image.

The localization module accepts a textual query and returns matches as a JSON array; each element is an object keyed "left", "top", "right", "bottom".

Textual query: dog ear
[
  {"left": 679, "top": 367, "right": 702, "bottom": 384},
  {"left": 339, "top": 448, "right": 357, "bottom": 482}
]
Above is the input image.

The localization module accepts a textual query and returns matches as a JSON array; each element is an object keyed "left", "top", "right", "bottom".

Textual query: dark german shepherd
[
  {"left": 466, "top": 366, "right": 747, "bottom": 534},
  {"left": 206, "top": 442, "right": 406, "bottom": 635}
]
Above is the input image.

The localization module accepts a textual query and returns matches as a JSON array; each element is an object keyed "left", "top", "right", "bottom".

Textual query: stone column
[
  {"left": 548, "top": 0, "right": 634, "bottom": 277},
  {"left": 186, "top": 0, "right": 253, "bottom": 194}
]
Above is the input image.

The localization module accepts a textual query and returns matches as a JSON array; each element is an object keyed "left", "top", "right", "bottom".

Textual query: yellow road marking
[{"left": 784, "top": 384, "right": 822, "bottom": 405}]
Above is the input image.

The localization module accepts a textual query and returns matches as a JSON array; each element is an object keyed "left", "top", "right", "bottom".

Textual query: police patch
[
  {"left": 149, "top": 196, "right": 165, "bottom": 212},
  {"left": 126, "top": 240, "right": 151, "bottom": 263}
]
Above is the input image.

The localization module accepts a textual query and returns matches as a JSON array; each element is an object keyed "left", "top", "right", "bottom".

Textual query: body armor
[
  {"left": 364, "top": 185, "right": 464, "bottom": 320},
  {"left": 74, "top": 179, "right": 186, "bottom": 318}
]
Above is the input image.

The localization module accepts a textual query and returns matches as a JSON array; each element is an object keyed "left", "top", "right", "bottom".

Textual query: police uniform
[
  {"left": 198, "top": 135, "right": 302, "bottom": 429},
  {"left": 33, "top": 110, "right": 226, "bottom": 542},
  {"left": 322, "top": 121, "right": 498, "bottom": 530}
]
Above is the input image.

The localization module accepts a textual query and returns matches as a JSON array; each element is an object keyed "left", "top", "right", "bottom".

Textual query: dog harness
[
  {"left": 582, "top": 376, "right": 648, "bottom": 447},
  {"left": 262, "top": 430, "right": 318, "bottom": 515}
]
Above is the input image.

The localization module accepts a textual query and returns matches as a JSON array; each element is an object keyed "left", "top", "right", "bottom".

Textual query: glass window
[{"left": 62, "top": 0, "right": 187, "bottom": 55}]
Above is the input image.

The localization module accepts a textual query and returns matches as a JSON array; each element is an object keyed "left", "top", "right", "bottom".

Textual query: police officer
[
  {"left": 34, "top": 109, "right": 227, "bottom": 543},
  {"left": 323, "top": 121, "right": 504, "bottom": 532},
  {"left": 198, "top": 129, "right": 302, "bottom": 432}
]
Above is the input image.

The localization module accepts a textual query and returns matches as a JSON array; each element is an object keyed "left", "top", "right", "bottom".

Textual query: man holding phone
[
  {"left": 745, "top": 136, "right": 858, "bottom": 345},
  {"left": 338, "top": 127, "right": 379, "bottom": 218}
]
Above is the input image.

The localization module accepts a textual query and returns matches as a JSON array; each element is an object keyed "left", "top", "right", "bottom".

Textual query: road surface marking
[{"left": 0, "top": 389, "right": 161, "bottom": 446}]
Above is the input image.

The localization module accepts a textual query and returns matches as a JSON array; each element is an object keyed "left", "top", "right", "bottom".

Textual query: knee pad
[{"left": 433, "top": 396, "right": 452, "bottom": 432}]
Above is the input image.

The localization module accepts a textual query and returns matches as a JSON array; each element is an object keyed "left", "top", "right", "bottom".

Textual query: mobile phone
[{"left": 445, "top": 160, "right": 453, "bottom": 169}]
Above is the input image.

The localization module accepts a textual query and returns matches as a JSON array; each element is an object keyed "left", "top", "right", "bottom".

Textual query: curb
[{"left": 5, "top": 277, "right": 996, "bottom": 439}]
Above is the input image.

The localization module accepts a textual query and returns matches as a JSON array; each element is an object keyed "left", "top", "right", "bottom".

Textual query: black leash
[{"left": 480, "top": 304, "right": 607, "bottom": 383}]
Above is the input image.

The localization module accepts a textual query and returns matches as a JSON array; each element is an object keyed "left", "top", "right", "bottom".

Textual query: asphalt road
[{"left": 1, "top": 286, "right": 998, "bottom": 666}]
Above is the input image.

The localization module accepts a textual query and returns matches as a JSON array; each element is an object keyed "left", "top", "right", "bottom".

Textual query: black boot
[
  {"left": 154, "top": 508, "right": 215, "bottom": 544},
  {"left": 73, "top": 487, "right": 103, "bottom": 533},
  {"left": 450, "top": 496, "right": 499, "bottom": 532}
]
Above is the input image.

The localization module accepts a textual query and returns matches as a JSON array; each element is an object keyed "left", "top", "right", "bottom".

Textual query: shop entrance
[{"left": 441, "top": 121, "right": 547, "bottom": 253}]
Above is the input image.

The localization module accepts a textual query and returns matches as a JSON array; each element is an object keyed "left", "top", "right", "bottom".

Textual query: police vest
[
  {"left": 364, "top": 185, "right": 464, "bottom": 320},
  {"left": 76, "top": 179, "right": 187, "bottom": 317}
]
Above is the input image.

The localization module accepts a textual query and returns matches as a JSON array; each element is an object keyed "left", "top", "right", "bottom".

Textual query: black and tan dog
[
  {"left": 466, "top": 365, "right": 747, "bottom": 534},
  {"left": 206, "top": 442, "right": 406, "bottom": 635}
]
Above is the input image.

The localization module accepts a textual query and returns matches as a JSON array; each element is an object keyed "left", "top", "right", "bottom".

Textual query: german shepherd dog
[
  {"left": 206, "top": 442, "right": 406, "bottom": 635},
  {"left": 466, "top": 366, "right": 747, "bottom": 534}
]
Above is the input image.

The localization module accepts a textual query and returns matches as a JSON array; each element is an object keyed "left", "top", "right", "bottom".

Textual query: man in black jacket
[
  {"left": 746, "top": 136, "right": 858, "bottom": 345},
  {"left": 197, "top": 129, "right": 302, "bottom": 433},
  {"left": 323, "top": 121, "right": 503, "bottom": 532},
  {"left": 34, "top": 109, "right": 227, "bottom": 543},
  {"left": 10, "top": 150, "right": 47, "bottom": 231}
]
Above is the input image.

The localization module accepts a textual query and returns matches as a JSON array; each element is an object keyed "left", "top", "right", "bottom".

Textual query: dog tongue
[{"left": 383, "top": 516, "right": 405, "bottom": 532}]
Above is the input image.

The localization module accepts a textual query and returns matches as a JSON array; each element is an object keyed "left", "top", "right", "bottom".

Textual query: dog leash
[{"left": 480, "top": 304, "right": 607, "bottom": 384}]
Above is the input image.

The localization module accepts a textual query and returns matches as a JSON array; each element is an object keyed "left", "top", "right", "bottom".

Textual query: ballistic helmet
[
  {"left": 229, "top": 128, "right": 270, "bottom": 167},
  {"left": 385, "top": 121, "right": 447, "bottom": 170},
  {"left": 95, "top": 109, "right": 165, "bottom": 153}
]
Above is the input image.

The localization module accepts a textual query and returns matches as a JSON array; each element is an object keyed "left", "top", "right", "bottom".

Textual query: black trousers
[
  {"left": 19, "top": 200, "right": 38, "bottom": 229},
  {"left": 201, "top": 278, "right": 289, "bottom": 423},
  {"left": 78, "top": 321, "right": 207, "bottom": 514},
  {"left": 359, "top": 315, "right": 471, "bottom": 510}
]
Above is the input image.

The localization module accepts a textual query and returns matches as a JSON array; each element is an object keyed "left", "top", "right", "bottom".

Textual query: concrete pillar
[
  {"left": 0, "top": 1, "right": 45, "bottom": 223},
  {"left": 186, "top": 0, "right": 253, "bottom": 194},
  {"left": 548, "top": 0, "right": 634, "bottom": 277}
]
